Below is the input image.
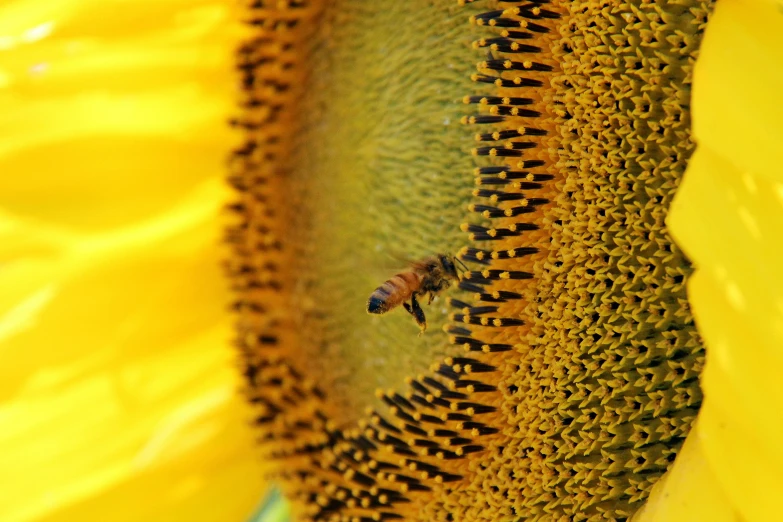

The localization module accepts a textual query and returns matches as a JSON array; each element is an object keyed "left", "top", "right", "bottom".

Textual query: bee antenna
[{"left": 455, "top": 257, "right": 469, "bottom": 275}]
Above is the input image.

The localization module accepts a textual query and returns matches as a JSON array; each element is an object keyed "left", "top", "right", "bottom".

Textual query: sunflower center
[{"left": 284, "top": 0, "right": 487, "bottom": 424}]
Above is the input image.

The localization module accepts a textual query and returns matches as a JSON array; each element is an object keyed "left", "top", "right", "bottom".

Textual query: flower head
[{"left": 228, "top": 0, "right": 731, "bottom": 520}]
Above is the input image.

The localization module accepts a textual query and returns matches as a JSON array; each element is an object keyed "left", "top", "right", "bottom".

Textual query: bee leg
[
  {"left": 428, "top": 281, "right": 449, "bottom": 304},
  {"left": 410, "top": 294, "right": 427, "bottom": 335},
  {"left": 403, "top": 300, "right": 422, "bottom": 320},
  {"left": 402, "top": 301, "right": 425, "bottom": 333}
]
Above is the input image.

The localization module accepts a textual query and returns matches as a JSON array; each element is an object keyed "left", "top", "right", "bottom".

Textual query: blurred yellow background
[{"left": 0, "top": 1, "right": 267, "bottom": 521}]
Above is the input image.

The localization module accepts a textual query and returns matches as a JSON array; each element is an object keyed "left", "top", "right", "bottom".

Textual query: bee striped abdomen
[{"left": 367, "top": 272, "right": 422, "bottom": 314}]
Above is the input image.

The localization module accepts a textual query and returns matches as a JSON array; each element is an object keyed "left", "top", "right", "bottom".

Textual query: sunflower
[
  {"left": 3, "top": 0, "right": 780, "bottom": 521},
  {"left": 0, "top": 1, "right": 267, "bottom": 521},
  {"left": 229, "top": 0, "right": 782, "bottom": 521}
]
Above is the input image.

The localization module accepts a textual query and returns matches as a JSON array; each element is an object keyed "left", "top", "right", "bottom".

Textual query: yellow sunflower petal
[
  {"left": 638, "top": 0, "right": 783, "bottom": 519},
  {"left": 0, "top": 1, "right": 265, "bottom": 521},
  {"left": 0, "top": 0, "right": 246, "bottom": 233}
]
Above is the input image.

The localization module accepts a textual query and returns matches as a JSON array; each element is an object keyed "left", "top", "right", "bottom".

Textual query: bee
[{"left": 366, "top": 254, "right": 465, "bottom": 334}]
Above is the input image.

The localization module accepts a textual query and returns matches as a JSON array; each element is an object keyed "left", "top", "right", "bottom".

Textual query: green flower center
[{"left": 285, "top": 0, "right": 487, "bottom": 422}]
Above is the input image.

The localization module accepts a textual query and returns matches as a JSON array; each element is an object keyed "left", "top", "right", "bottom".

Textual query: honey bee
[{"left": 366, "top": 254, "right": 465, "bottom": 334}]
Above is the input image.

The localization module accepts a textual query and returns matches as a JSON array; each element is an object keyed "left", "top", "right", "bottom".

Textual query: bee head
[{"left": 439, "top": 254, "right": 460, "bottom": 280}]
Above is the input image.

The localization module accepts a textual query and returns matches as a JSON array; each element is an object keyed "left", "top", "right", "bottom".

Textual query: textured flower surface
[
  {"left": 230, "top": 0, "right": 778, "bottom": 521},
  {"left": 0, "top": 1, "right": 267, "bottom": 521},
  {"left": 231, "top": 0, "right": 707, "bottom": 520}
]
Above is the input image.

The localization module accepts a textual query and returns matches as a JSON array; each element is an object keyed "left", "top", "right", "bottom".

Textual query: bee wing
[
  {"left": 384, "top": 251, "right": 440, "bottom": 274},
  {"left": 363, "top": 253, "right": 411, "bottom": 283},
  {"left": 378, "top": 251, "right": 419, "bottom": 269},
  {"left": 407, "top": 258, "right": 436, "bottom": 274}
]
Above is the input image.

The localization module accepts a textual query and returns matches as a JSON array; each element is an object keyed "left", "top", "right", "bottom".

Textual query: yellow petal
[
  {"left": 689, "top": 0, "right": 783, "bottom": 186},
  {"left": 0, "top": 0, "right": 246, "bottom": 233},
  {"left": 0, "top": 1, "right": 266, "bottom": 521}
]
